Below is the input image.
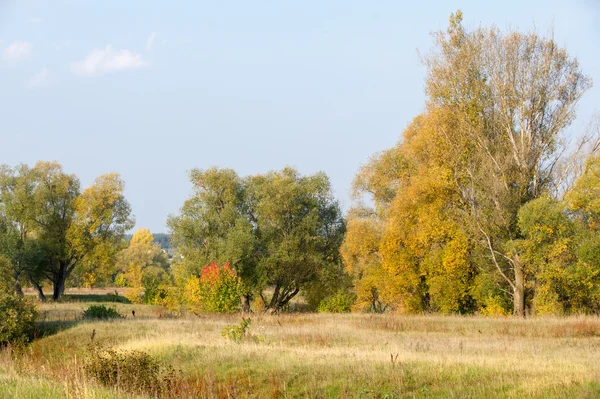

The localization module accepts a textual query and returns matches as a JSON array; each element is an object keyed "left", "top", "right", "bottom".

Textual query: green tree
[
  {"left": 248, "top": 168, "right": 345, "bottom": 312},
  {"left": 168, "top": 168, "right": 257, "bottom": 311},
  {"left": 169, "top": 167, "right": 345, "bottom": 313},
  {"left": 40, "top": 168, "right": 134, "bottom": 301},
  {"left": 0, "top": 162, "right": 134, "bottom": 301},
  {"left": 0, "top": 164, "right": 47, "bottom": 298}
]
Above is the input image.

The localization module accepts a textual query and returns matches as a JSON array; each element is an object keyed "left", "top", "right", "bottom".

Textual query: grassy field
[{"left": 1, "top": 294, "right": 600, "bottom": 398}]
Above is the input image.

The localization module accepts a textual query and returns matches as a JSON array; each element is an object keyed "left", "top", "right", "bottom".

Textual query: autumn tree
[
  {"left": 182, "top": 262, "right": 241, "bottom": 313},
  {"left": 345, "top": 12, "right": 594, "bottom": 316},
  {"left": 116, "top": 228, "right": 170, "bottom": 304},
  {"left": 341, "top": 145, "right": 406, "bottom": 312},
  {"left": 421, "top": 11, "right": 591, "bottom": 316}
]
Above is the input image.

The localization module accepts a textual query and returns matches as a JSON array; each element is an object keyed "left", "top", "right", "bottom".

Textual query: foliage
[
  {"left": 152, "top": 233, "right": 172, "bottom": 249},
  {"left": 183, "top": 262, "right": 241, "bottom": 313},
  {"left": 221, "top": 318, "right": 251, "bottom": 343},
  {"left": 0, "top": 291, "right": 38, "bottom": 345},
  {"left": 0, "top": 162, "right": 134, "bottom": 301},
  {"left": 317, "top": 290, "right": 356, "bottom": 313},
  {"left": 343, "top": 11, "right": 596, "bottom": 317},
  {"left": 82, "top": 304, "right": 123, "bottom": 319},
  {"left": 169, "top": 167, "right": 345, "bottom": 313},
  {"left": 84, "top": 342, "right": 176, "bottom": 396},
  {"left": 116, "top": 228, "right": 172, "bottom": 304}
]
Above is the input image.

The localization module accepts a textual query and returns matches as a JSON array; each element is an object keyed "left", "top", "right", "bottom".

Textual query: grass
[{"left": 2, "top": 294, "right": 600, "bottom": 398}]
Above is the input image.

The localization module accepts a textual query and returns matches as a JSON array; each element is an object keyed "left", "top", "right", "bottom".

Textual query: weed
[
  {"left": 84, "top": 342, "right": 176, "bottom": 396},
  {"left": 221, "top": 317, "right": 251, "bottom": 343}
]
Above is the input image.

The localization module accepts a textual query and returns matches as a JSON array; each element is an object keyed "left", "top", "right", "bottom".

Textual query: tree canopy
[
  {"left": 168, "top": 167, "right": 345, "bottom": 312},
  {"left": 0, "top": 162, "right": 134, "bottom": 300},
  {"left": 344, "top": 11, "right": 598, "bottom": 316}
]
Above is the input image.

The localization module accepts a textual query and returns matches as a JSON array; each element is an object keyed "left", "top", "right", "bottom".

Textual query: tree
[
  {"left": 169, "top": 167, "right": 345, "bottom": 313},
  {"left": 378, "top": 112, "right": 478, "bottom": 314},
  {"left": 0, "top": 164, "right": 46, "bottom": 298},
  {"left": 341, "top": 145, "right": 406, "bottom": 312},
  {"left": 182, "top": 262, "right": 241, "bottom": 313},
  {"left": 116, "top": 228, "right": 170, "bottom": 304},
  {"left": 0, "top": 290, "right": 38, "bottom": 345},
  {"left": 248, "top": 168, "right": 345, "bottom": 312},
  {"left": 421, "top": 11, "right": 591, "bottom": 316},
  {"left": 0, "top": 161, "right": 133, "bottom": 301},
  {"left": 344, "top": 112, "right": 479, "bottom": 314},
  {"left": 39, "top": 169, "right": 134, "bottom": 300},
  {"left": 344, "top": 11, "right": 593, "bottom": 316},
  {"left": 152, "top": 233, "right": 171, "bottom": 250},
  {"left": 168, "top": 168, "right": 257, "bottom": 311}
]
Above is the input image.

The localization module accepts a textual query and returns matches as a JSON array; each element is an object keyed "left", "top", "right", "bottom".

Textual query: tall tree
[
  {"left": 341, "top": 145, "right": 407, "bottom": 312},
  {"left": 345, "top": 12, "right": 593, "bottom": 316},
  {"left": 422, "top": 11, "right": 591, "bottom": 316}
]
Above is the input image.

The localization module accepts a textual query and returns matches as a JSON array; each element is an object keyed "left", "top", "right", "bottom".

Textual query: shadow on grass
[
  {"left": 35, "top": 319, "right": 81, "bottom": 339},
  {"left": 61, "top": 293, "right": 131, "bottom": 304}
]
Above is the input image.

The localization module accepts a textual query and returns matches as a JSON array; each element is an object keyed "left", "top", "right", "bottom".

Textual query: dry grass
[{"left": 1, "top": 299, "right": 600, "bottom": 398}]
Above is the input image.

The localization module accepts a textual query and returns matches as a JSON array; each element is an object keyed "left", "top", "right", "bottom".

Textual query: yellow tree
[
  {"left": 341, "top": 145, "right": 407, "bottom": 312},
  {"left": 421, "top": 11, "right": 591, "bottom": 316},
  {"left": 116, "top": 228, "right": 170, "bottom": 304},
  {"left": 379, "top": 110, "right": 478, "bottom": 313}
]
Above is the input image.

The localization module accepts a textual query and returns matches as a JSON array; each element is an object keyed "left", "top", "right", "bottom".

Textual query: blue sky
[{"left": 1, "top": 1, "right": 599, "bottom": 233}]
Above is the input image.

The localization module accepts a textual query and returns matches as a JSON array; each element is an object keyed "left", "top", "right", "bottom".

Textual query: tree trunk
[
  {"left": 31, "top": 280, "right": 46, "bottom": 302},
  {"left": 265, "top": 286, "right": 300, "bottom": 313},
  {"left": 52, "top": 263, "right": 68, "bottom": 301},
  {"left": 241, "top": 294, "right": 252, "bottom": 313},
  {"left": 14, "top": 278, "right": 24, "bottom": 297},
  {"left": 513, "top": 263, "right": 525, "bottom": 318}
]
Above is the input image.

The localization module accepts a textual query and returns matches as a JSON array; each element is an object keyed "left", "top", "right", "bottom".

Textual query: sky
[{"left": 0, "top": 1, "right": 599, "bottom": 233}]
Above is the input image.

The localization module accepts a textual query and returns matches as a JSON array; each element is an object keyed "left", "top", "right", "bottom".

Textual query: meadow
[{"left": 0, "top": 291, "right": 599, "bottom": 398}]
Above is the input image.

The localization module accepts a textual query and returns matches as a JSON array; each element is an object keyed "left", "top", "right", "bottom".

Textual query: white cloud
[
  {"left": 70, "top": 45, "right": 149, "bottom": 77},
  {"left": 28, "top": 67, "right": 49, "bottom": 88},
  {"left": 30, "top": 17, "right": 43, "bottom": 24},
  {"left": 146, "top": 32, "right": 157, "bottom": 51},
  {"left": 2, "top": 41, "right": 33, "bottom": 64}
]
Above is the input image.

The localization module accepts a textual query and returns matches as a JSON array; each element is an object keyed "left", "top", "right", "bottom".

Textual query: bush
[
  {"left": 84, "top": 342, "right": 176, "bottom": 396},
  {"left": 83, "top": 305, "right": 123, "bottom": 320},
  {"left": 318, "top": 290, "right": 356, "bottom": 313},
  {"left": 183, "top": 262, "right": 241, "bottom": 313},
  {"left": 221, "top": 318, "right": 251, "bottom": 343},
  {"left": 0, "top": 292, "right": 38, "bottom": 345}
]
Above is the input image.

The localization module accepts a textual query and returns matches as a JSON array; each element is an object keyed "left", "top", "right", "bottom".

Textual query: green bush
[
  {"left": 318, "top": 290, "right": 356, "bottom": 313},
  {"left": 83, "top": 305, "right": 123, "bottom": 320},
  {"left": 0, "top": 292, "right": 38, "bottom": 345},
  {"left": 84, "top": 342, "right": 176, "bottom": 396},
  {"left": 221, "top": 318, "right": 251, "bottom": 343}
]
